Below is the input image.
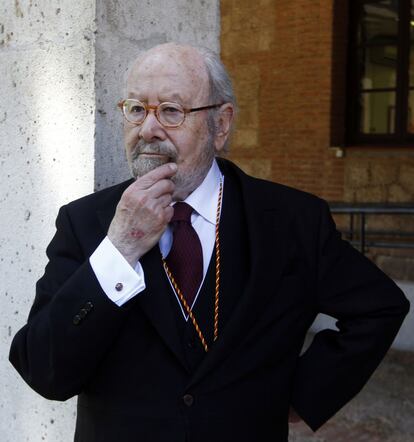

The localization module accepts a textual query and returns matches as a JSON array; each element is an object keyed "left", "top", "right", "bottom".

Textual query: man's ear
[{"left": 214, "top": 103, "right": 234, "bottom": 153}]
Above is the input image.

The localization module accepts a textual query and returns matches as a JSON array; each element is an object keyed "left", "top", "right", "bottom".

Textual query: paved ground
[{"left": 289, "top": 349, "right": 414, "bottom": 441}]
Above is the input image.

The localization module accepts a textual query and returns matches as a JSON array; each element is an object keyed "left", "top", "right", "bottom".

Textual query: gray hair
[
  {"left": 196, "top": 46, "right": 237, "bottom": 108},
  {"left": 196, "top": 46, "right": 237, "bottom": 153}
]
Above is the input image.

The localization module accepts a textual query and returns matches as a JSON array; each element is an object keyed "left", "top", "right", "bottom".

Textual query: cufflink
[{"left": 115, "top": 282, "right": 123, "bottom": 292}]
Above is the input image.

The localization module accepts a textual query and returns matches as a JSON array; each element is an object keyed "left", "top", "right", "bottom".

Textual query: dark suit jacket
[{"left": 10, "top": 159, "right": 409, "bottom": 442}]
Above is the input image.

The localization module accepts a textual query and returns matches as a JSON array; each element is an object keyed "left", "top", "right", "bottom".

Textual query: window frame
[{"left": 346, "top": 0, "right": 414, "bottom": 146}]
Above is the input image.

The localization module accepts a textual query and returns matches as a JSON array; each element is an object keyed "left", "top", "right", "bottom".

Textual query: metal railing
[{"left": 329, "top": 203, "right": 414, "bottom": 255}]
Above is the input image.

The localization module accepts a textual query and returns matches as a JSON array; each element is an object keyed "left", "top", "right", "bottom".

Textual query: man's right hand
[{"left": 107, "top": 162, "right": 177, "bottom": 266}]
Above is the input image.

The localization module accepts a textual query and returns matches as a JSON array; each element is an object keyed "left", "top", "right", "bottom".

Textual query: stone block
[
  {"left": 231, "top": 64, "right": 261, "bottom": 105},
  {"left": 388, "top": 184, "right": 413, "bottom": 203},
  {"left": 232, "top": 128, "right": 259, "bottom": 149},
  {"left": 258, "top": 27, "right": 275, "bottom": 51},
  {"left": 221, "top": 14, "right": 232, "bottom": 35},
  {"left": 355, "top": 185, "right": 386, "bottom": 202},
  {"left": 232, "top": 157, "right": 272, "bottom": 179},
  {"left": 346, "top": 163, "right": 370, "bottom": 188},
  {"left": 370, "top": 163, "right": 398, "bottom": 186},
  {"left": 399, "top": 163, "right": 414, "bottom": 193},
  {"left": 343, "top": 186, "right": 357, "bottom": 203},
  {"left": 235, "top": 103, "right": 259, "bottom": 129},
  {"left": 224, "top": 28, "right": 261, "bottom": 55}
]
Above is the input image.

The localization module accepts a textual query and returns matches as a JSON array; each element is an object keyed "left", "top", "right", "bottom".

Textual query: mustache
[{"left": 131, "top": 140, "right": 178, "bottom": 162}]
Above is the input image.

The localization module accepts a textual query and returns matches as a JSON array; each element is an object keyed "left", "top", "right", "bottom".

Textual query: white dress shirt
[{"left": 90, "top": 159, "right": 224, "bottom": 318}]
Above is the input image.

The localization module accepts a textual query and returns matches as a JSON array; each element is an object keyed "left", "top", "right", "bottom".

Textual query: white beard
[
  {"left": 131, "top": 154, "right": 170, "bottom": 177},
  {"left": 129, "top": 138, "right": 215, "bottom": 200}
]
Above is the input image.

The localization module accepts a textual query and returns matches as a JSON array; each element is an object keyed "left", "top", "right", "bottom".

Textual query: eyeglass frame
[{"left": 117, "top": 99, "right": 224, "bottom": 128}]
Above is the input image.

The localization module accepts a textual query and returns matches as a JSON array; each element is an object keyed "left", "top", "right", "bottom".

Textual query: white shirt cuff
[{"left": 89, "top": 236, "right": 146, "bottom": 306}]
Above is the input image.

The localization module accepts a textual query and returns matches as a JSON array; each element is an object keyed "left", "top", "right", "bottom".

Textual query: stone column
[
  {"left": 0, "top": 1, "right": 96, "bottom": 440},
  {"left": 0, "top": 0, "right": 220, "bottom": 440}
]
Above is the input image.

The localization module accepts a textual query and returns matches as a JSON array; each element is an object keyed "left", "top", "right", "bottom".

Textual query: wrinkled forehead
[{"left": 126, "top": 46, "right": 210, "bottom": 104}]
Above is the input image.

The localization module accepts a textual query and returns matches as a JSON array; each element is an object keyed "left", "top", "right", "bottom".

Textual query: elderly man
[{"left": 10, "top": 43, "right": 409, "bottom": 442}]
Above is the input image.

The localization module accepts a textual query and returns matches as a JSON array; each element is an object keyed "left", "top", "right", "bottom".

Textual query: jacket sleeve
[
  {"left": 9, "top": 205, "right": 131, "bottom": 401},
  {"left": 291, "top": 199, "right": 410, "bottom": 431}
]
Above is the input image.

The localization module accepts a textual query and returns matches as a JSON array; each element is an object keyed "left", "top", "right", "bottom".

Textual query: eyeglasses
[{"left": 118, "top": 99, "right": 223, "bottom": 128}]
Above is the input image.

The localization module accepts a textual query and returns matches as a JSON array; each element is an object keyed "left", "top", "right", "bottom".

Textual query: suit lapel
[
  {"left": 186, "top": 162, "right": 290, "bottom": 389},
  {"left": 137, "top": 246, "right": 189, "bottom": 371}
]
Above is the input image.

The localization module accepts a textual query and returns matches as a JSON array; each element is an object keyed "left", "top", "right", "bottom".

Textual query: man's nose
[{"left": 139, "top": 110, "right": 166, "bottom": 142}]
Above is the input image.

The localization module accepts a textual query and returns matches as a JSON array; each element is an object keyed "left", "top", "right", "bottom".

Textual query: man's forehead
[{"left": 126, "top": 44, "right": 209, "bottom": 100}]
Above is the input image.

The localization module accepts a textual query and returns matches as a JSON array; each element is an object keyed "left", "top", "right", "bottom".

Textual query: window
[{"left": 347, "top": 0, "right": 414, "bottom": 145}]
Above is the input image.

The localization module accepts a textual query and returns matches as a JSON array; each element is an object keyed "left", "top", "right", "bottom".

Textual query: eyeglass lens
[{"left": 123, "top": 100, "right": 185, "bottom": 127}]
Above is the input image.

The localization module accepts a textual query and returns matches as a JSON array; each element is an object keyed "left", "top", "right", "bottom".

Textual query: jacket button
[
  {"left": 73, "top": 314, "right": 81, "bottom": 325},
  {"left": 85, "top": 301, "right": 94, "bottom": 311},
  {"left": 79, "top": 308, "right": 88, "bottom": 319},
  {"left": 183, "top": 394, "right": 194, "bottom": 407}
]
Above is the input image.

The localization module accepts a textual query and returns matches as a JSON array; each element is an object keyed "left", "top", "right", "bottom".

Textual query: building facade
[{"left": 221, "top": 0, "right": 414, "bottom": 280}]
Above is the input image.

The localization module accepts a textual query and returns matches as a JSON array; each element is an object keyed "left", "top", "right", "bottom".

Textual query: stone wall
[
  {"left": 344, "top": 153, "right": 414, "bottom": 203},
  {"left": 344, "top": 151, "right": 414, "bottom": 281}
]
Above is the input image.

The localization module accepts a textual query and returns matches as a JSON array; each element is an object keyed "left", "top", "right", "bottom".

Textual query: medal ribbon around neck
[{"left": 162, "top": 179, "right": 223, "bottom": 352}]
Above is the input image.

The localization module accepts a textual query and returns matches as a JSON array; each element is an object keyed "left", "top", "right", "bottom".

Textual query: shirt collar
[{"left": 181, "top": 158, "right": 223, "bottom": 225}]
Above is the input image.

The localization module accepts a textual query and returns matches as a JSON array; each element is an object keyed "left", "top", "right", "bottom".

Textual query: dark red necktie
[{"left": 166, "top": 202, "right": 203, "bottom": 307}]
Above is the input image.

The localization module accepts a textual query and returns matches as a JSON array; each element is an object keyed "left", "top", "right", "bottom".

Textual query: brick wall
[
  {"left": 221, "top": 0, "right": 345, "bottom": 201},
  {"left": 220, "top": 0, "right": 414, "bottom": 280}
]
